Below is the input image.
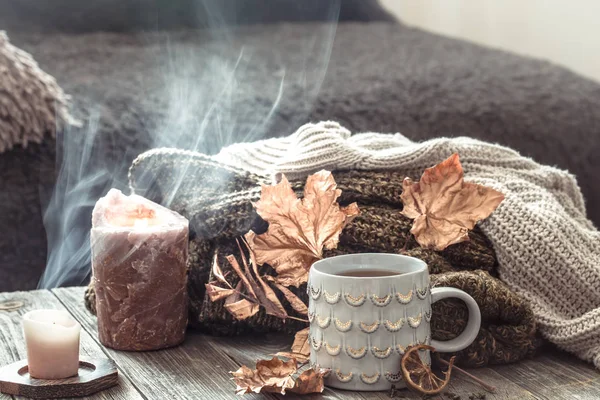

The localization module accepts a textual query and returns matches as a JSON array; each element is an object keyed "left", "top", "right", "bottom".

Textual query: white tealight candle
[{"left": 23, "top": 310, "right": 81, "bottom": 380}]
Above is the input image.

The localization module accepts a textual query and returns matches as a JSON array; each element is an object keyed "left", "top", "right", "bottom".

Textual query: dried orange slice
[{"left": 401, "top": 345, "right": 455, "bottom": 395}]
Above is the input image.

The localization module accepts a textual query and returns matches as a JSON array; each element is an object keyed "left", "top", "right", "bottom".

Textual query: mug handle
[{"left": 429, "top": 287, "right": 481, "bottom": 353}]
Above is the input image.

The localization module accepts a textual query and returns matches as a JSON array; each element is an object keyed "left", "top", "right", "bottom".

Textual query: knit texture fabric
[
  {"left": 0, "top": 31, "right": 77, "bottom": 153},
  {"left": 111, "top": 126, "right": 544, "bottom": 367},
  {"left": 207, "top": 121, "right": 599, "bottom": 367}
]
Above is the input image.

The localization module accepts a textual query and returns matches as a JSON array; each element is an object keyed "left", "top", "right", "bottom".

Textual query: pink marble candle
[
  {"left": 91, "top": 189, "right": 189, "bottom": 351},
  {"left": 23, "top": 310, "right": 81, "bottom": 379}
]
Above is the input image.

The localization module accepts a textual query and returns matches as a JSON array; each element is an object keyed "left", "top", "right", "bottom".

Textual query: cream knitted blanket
[{"left": 211, "top": 121, "right": 600, "bottom": 367}]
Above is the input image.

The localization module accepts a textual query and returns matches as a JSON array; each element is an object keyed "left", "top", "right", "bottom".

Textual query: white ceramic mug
[{"left": 308, "top": 253, "right": 481, "bottom": 391}]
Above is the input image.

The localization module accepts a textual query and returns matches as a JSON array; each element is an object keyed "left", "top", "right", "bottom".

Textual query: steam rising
[{"left": 39, "top": 1, "right": 340, "bottom": 288}]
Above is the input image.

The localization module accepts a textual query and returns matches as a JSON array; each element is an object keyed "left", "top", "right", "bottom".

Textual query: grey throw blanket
[{"left": 131, "top": 121, "right": 600, "bottom": 368}]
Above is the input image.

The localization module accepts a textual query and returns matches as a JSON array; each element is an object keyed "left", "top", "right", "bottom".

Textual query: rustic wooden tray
[{"left": 0, "top": 357, "right": 118, "bottom": 398}]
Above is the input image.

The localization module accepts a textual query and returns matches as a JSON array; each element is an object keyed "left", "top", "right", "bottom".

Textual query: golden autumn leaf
[
  {"left": 273, "top": 352, "right": 309, "bottom": 363},
  {"left": 246, "top": 170, "right": 359, "bottom": 287},
  {"left": 401, "top": 345, "right": 455, "bottom": 395},
  {"left": 205, "top": 284, "right": 236, "bottom": 302},
  {"left": 231, "top": 357, "right": 297, "bottom": 395},
  {"left": 224, "top": 299, "right": 260, "bottom": 320},
  {"left": 211, "top": 253, "right": 230, "bottom": 286},
  {"left": 241, "top": 240, "right": 288, "bottom": 319},
  {"left": 231, "top": 357, "right": 327, "bottom": 396},
  {"left": 291, "top": 328, "right": 310, "bottom": 356},
  {"left": 275, "top": 327, "right": 310, "bottom": 362},
  {"left": 224, "top": 281, "right": 243, "bottom": 305},
  {"left": 263, "top": 275, "right": 308, "bottom": 316},
  {"left": 230, "top": 365, "right": 265, "bottom": 395},
  {"left": 226, "top": 254, "right": 258, "bottom": 299},
  {"left": 271, "top": 283, "right": 309, "bottom": 316},
  {"left": 400, "top": 153, "right": 504, "bottom": 251},
  {"left": 205, "top": 245, "right": 290, "bottom": 321},
  {"left": 289, "top": 367, "right": 328, "bottom": 394}
]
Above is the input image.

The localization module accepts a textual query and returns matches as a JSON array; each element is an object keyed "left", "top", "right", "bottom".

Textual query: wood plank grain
[
  {"left": 53, "top": 287, "right": 272, "bottom": 400},
  {"left": 51, "top": 287, "right": 600, "bottom": 400},
  {"left": 0, "top": 290, "right": 142, "bottom": 400},
  {"left": 493, "top": 346, "right": 600, "bottom": 400}
]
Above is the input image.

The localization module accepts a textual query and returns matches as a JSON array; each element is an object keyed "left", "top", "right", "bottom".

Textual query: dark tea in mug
[{"left": 336, "top": 269, "right": 403, "bottom": 277}]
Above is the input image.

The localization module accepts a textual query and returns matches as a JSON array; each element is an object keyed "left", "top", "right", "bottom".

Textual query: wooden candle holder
[{"left": 0, "top": 357, "right": 118, "bottom": 398}]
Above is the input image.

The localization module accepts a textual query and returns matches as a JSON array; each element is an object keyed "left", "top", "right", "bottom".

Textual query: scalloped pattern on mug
[
  {"left": 308, "top": 310, "right": 315, "bottom": 323},
  {"left": 416, "top": 286, "right": 428, "bottom": 300},
  {"left": 395, "top": 344, "right": 409, "bottom": 355},
  {"left": 359, "top": 321, "right": 380, "bottom": 334},
  {"left": 335, "top": 369, "right": 353, "bottom": 383},
  {"left": 383, "top": 318, "right": 405, "bottom": 332},
  {"left": 360, "top": 372, "right": 381, "bottom": 385},
  {"left": 310, "top": 335, "right": 322, "bottom": 351},
  {"left": 371, "top": 346, "right": 392, "bottom": 359},
  {"left": 396, "top": 290, "right": 413, "bottom": 304},
  {"left": 344, "top": 293, "right": 366, "bottom": 307},
  {"left": 370, "top": 293, "right": 392, "bottom": 307},
  {"left": 346, "top": 346, "right": 367, "bottom": 359},
  {"left": 309, "top": 285, "right": 321, "bottom": 300},
  {"left": 334, "top": 318, "right": 353, "bottom": 332},
  {"left": 408, "top": 313, "right": 423, "bottom": 328},
  {"left": 418, "top": 335, "right": 431, "bottom": 346},
  {"left": 385, "top": 371, "right": 403, "bottom": 383},
  {"left": 324, "top": 290, "right": 341, "bottom": 304},
  {"left": 316, "top": 315, "right": 331, "bottom": 329},
  {"left": 324, "top": 342, "right": 341, "bottom": 356},
  {"left": 424, "top": 309, "right": 432, "bottom": 323}
]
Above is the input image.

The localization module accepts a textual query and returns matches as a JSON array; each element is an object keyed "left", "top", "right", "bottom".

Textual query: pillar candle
[
  {"left": 91, "top": 189, "right": 189, "bottom": 351},
  {"left": 23, "top": 310, "right": 81, "bottom": 379}
]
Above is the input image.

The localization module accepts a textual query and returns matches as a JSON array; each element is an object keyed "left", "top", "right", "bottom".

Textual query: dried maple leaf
[
  {"left": 235, "top": 240, "right": 288, "bottom": 319},
  {"left": 275, "top": 327, "right": 310, "bottom": 362},
  {"left": 210, "top": 253, "right": 230, "bottom": 285},
  {"left": 400, "top": 153, "right": 504, "bottom": 251},
  {"left": 231, "top": 356, "right": 327, "bottom": 396},
  {"left": 273, "top": 352, "right": 309, "bottom": 364},
  {"left": 246, "top": 170, "right": 359, "bottom": 287},
  {"left": 226, "top": 254, "right": 258, "bottom": 299},
  {"left": 205, "top": 242, "right": 313, "bottom": 323},
  {"left": 263, "top": 275, "right": 308, "bottom": 316},
  {"left": 289, "top": 367, "right": 329, "bottom": 394},
  {"left": 290, "top": 328, "right": 310, "bottom": 356},
  {"left": 401, "top": 345, "right": 455, "bottom": 395},
  {"left": 230, "top": 365, "right": 264, "bottom": 395},
  {"left": 231, "top": 357, "right": 297, "bottom": 395},
  {"left": 224, "top": 299, "right": 260, "bottom": 320},
  {"left": 205, "top": 245, "right": 289, "bottom": 321},
  {"left": 205, "top": 284, "right": 236, "bottom": 302}
]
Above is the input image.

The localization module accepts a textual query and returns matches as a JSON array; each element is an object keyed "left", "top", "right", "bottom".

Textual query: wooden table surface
[{"left": 1, "top": 288, "right": 599, "bottom": 400}]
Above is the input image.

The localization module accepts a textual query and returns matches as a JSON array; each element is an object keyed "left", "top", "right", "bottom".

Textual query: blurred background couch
[{"left": 0, "top": 0, "right": 598, "bottom": 292}]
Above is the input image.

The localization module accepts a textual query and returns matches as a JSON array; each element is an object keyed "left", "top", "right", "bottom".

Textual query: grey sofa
[{"left": 1, "top": 9, "right": 599, "bottom": 292}]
